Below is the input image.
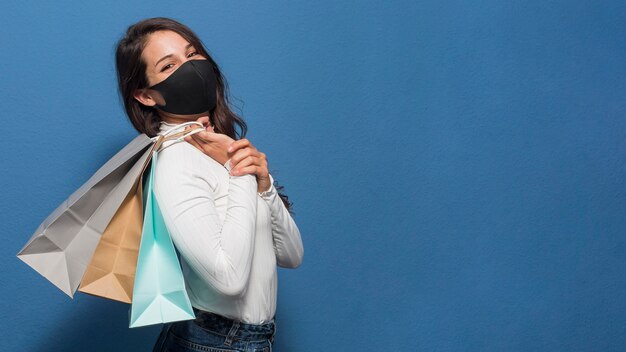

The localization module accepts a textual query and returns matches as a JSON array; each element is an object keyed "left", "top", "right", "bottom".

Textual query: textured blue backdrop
[{"left": 1, "top": 1, "right": 625, "bottom": 351}]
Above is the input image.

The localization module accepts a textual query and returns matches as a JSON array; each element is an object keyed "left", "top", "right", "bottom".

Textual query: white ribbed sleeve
[{"left": 259, "top": 173, "right": 304, "bottom": 268}]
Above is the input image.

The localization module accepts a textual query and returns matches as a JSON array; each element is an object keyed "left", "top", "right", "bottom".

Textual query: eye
[
  {"left": 160, "top": 63, "right": 174, "bottom": 72},
  {"left": 187, "top": 51, "right": 198, "bottom": 58}
]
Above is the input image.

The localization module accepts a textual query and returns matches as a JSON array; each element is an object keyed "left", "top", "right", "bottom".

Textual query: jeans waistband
[{"left": 192, "top": 307, "right": 276, "bottom": 342}]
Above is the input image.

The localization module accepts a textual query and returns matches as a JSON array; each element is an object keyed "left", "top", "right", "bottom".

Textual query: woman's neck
[{"left": 159, "top": 111, "right": 209, "bottom": 125}]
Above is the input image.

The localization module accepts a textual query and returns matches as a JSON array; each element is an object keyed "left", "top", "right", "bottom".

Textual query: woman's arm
[
  {"left": 181, "top": 119, "right": 303, "bottom": 269},
  {"left": 259, "top": 173, "right": 304, "bottom": 268},
  {"left": 154, "top": 147, "right": 258, "bottom": 297}
]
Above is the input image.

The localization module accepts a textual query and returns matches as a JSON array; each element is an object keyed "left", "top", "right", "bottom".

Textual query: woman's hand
[
  {"left": 229, "top": 138, "right": 271, "bottom": 194},
  {"left": 182, "top": 117, "right": 271, "bottom": 193},
  {"left": 183, "top": 116, "right": 234, "bottom": 166}
]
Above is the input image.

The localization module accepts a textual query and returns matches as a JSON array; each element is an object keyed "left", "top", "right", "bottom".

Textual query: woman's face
[{"left": 133, "top": 30, "right": 208, "bottom": 118}]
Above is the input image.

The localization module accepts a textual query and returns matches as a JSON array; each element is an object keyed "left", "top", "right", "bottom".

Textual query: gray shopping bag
[{"left": 17, "top": 134, "right": 154, "bottom": 298}]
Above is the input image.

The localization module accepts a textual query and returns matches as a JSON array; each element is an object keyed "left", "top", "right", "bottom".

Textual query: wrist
[{"left": 258, "top": 174, "right": 275, "bottom": 197}]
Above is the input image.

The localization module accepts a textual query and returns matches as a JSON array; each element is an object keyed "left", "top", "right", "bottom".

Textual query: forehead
[{"left": 142, "top": 30, "right": 191, "bottom": 66}]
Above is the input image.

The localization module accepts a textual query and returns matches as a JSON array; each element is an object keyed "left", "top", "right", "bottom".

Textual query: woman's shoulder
[{"left": 153, "top": 140, "right": 222, "bottom": 188}]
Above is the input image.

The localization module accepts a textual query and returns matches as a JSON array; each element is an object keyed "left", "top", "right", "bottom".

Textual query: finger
[
  {"left": 182, "top": 126, "right": 202, "bottom": 139},
  {"left": 230, "top": 148, "right": 257, "bottom": 168},
  {"left": 232, "top": 155, "right": 258, "bottom": 172},
  {"left": 184, "top": 123, "right": 201, "bottom": 130},
  {"left": 189, "top": 130, "right": 216, "bottom": 143},
  {"left": 257, "top": 152, "right": 268, "bottom": 169},
  {"left": 186, "top": 134, "right": 202, "bottom": 150},
  {"left": 185, "top": 132, "right": 204, "bottom": 150},
  {"left": 231, "top": 165, "right": 260, "bottom": 176},
  {"left": 183, "top": 128, "right": 201, "bottom": 142},
  {"left": 231, "top": 153, "right": 269, "bottom": 178},
  {"left": 228, "top": 138, "right": 252, "bottom": 153},
  {"left": 183, "top": 128, "right": 194, "bottom": 142},
  {"left": 182, "top": 125, "right": 201, "bottom": 140},
  {"left": 196, "top": 116, "right": 215, "bottom": 131}
]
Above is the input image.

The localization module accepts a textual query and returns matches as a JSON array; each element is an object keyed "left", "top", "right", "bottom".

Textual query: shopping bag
[
  {"left": 17, "top": 134, "right": 154, "bottom": 297},
  {"left": 17, "top": 122, "right": 206, "bottom": 299},
  {"left": 129, "top": 149, "right": 195, "bottom": 328},
  {"left": 77, "top": 140, "right": 158, "bottom": 303},
  {"left": 78, "top": 123, "right": 205, "bottom": 304}
]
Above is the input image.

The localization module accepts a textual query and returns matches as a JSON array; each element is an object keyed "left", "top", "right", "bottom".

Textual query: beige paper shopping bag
[
  {"left": 78, "top": 126, "right": 200, "bottom": 303},
  {"left": 77, "top": 159, "right": 149, "bottom": 303}
]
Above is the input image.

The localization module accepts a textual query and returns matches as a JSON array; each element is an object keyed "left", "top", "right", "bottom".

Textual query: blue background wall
[{"left": 1, "top": 1, "right": 625, "bottom": 351}]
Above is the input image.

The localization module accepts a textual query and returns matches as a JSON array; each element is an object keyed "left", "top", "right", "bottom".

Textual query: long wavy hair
[{"left": 115, "top": 17, "right": 294, "bottom": 214}]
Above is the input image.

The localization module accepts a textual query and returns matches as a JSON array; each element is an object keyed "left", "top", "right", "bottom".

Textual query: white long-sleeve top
[{"left": 152, "top": 120, "right": 304, "bottom": 324}]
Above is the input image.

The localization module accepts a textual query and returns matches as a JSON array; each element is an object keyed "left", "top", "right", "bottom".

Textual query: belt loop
[{"left": 224, "top": 320, "right": 240, "bottom": 346}]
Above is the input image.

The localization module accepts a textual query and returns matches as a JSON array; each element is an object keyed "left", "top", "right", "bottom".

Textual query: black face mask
[{"left": 148, "top": 59, "right": 217, "bottom": 115}]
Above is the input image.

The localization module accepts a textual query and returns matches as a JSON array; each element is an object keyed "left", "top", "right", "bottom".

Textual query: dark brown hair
[{"left": 115, "top": 17, "right": 294, "bottom": 214}]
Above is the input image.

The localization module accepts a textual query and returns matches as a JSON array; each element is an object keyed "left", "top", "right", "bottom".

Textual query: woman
[{"left": 115, "top": 17, "right": 304, "bottom": 351}]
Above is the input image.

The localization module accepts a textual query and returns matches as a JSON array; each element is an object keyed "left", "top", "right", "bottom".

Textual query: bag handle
[
  {"left": 150, "top": 121, "right": 207, "bottom": 152},
  {"left": 133, "top": 121, "right": 208, "bottom": 189}
]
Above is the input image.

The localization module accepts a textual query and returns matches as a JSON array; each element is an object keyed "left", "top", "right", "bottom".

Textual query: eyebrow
[{"left": 154, "top": 43, "right": 194, "bottom": 67}]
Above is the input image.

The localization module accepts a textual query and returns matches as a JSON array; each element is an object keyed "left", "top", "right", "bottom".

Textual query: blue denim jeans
[{"left": 152, "top": 308, "right": 276, "bottom": 352}]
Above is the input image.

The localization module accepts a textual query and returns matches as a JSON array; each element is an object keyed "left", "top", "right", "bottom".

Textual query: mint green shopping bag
[{"left": 129, "top": 150, "right": 195, "bottom": 328}]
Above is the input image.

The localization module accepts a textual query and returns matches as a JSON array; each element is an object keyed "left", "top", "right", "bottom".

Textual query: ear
[{"left": 133, "top": 88, "right": 158, "bottom": 107}]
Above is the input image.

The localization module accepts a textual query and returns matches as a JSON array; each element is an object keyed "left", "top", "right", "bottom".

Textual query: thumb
[{"left": 196, "top": 116, "right": 212, "bottom": 130}]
